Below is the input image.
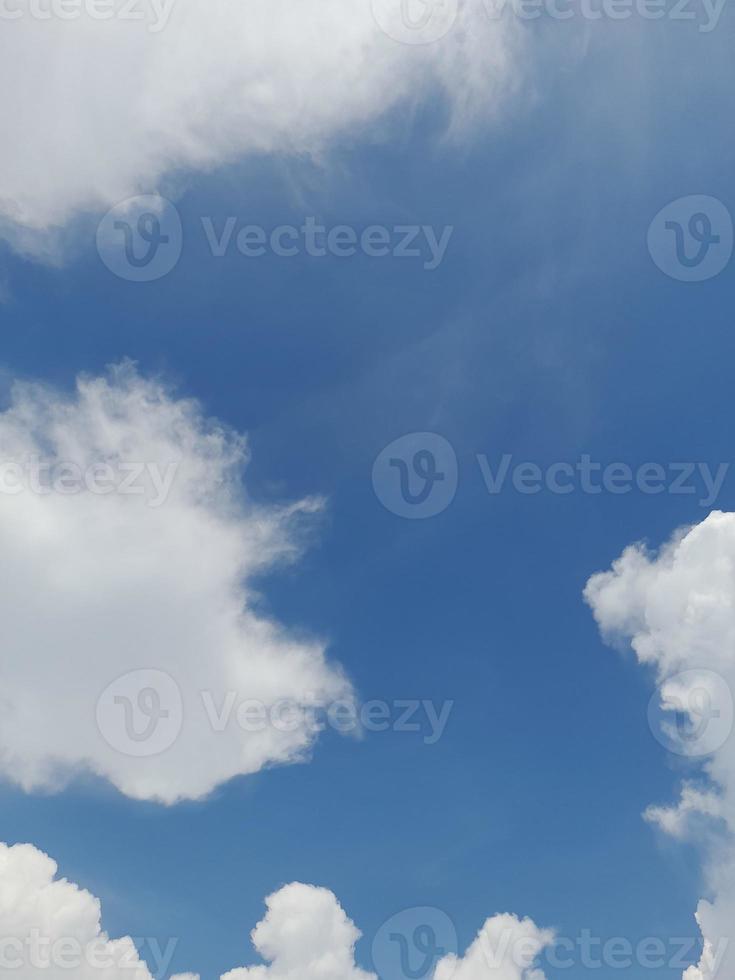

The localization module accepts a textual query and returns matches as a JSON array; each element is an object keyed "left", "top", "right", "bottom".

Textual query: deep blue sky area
[{"left": 0, "top": 11, "right": 733, "bottom": 980}]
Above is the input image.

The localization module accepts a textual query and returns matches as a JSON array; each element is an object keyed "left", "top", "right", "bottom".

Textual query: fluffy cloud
[
  {"left": 225, "top": 887, "right": 553, "bottom": 980},
  {"left": 221, "top": 882, "right": 374, "bottom": 980},
  {"left": 0, "top": 364, "right": 353, "bottom": 803},
  {"left": 0, "top": 842, "right": 188, "bottom": 977},
  {"left": 433, "top": 914, "right": 554, "bottom": 980},
  {"left": 585, "top": 511, "right": 735, "bottom": 980},
  {"left": 0, "top": 0, "right": 518, "bottom": 243},
  {"left": 0, "top": 841, "right": 553, "bottom": 979}
]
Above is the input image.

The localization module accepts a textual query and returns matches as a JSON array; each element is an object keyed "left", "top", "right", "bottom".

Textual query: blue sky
[{"left": 0, "top": 5, "right": 734, "bottom": 980}]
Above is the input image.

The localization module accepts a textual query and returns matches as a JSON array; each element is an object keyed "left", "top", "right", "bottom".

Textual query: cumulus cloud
[
  {"left": 585, "top": 511, "right": 735, "bottom": 980},
  {"left": 0, "top": 841, "right": 553, "bottom": 979},
  {"left": 0, "top": 841, "right": 188, "bottom": 977},
  {"left": 433, "top": 913, "right": 554, "bottom": 980},
  {"left": 0, "top": 363, "right": 353, "bottom": 803},
  {"left": 0, "top": 0, "right": 518, "bottom": 244},
  {"left": 221, "top": 882, "right": 374, "bottom": 980},
  {"left": 225, "top": 887, "right": 553, "bottom": 980}
]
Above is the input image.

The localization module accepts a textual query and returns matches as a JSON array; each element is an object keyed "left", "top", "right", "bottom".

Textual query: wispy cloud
[{"left": 0, "top": 0, "right": 519, "bottom": 249}]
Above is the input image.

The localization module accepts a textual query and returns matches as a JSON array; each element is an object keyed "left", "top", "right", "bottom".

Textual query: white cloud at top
[
  {"left": 0, "top": 0, "right": 519, "bottom": 244},
  {"left": 585, "top": 511, "right": 735, "bottom": 980}
]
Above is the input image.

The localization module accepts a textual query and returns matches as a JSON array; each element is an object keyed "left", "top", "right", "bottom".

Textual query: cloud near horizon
[
  {"left": 0, "top": 364, "right": 352, "bottom": 803},
  {"left": 0, "top": 841, "right": 553, "bottom": 979},
  {"left": 585, "top": 511, "right": 735, "bottom": 980},
  {"left": 0, "top": 0, "right": 519, "bottom": 251},
  {"left": 0, "top": 842, "right": 186, "bottom": 979}
]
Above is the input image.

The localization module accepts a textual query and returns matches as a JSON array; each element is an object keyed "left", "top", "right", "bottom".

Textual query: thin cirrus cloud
[
  {"left": 0, "top": 363, "right": 353, "bottom": 804},
  {"left": 0, "top": 840, "right": 554, "bottom": 979},
  {"left": 585, "top": 510, "right": 735, "bottom": 980},
  {"left": 0, "top": 0, "right": 519, "bottom": 248}
]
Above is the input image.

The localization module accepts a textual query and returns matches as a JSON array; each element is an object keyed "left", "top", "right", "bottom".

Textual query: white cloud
[
  {"left": 644, "top": 783, "right": 724, "bottom": 840},
  {"left": 0, "top": 363, "right": 353, "bottom": 803},
  {"left": 433, "top": 913, "right": 554, "bottom": 980},
  {"left": 0, "top": 0, "right": 518, "bottom": 244},
  {"left": 225, "top": 887, "right": 553, "bottom": 980},
  {"left": 0, "top": 841, "right": 553, "bottom": 979},
  {"left": 585, "top": 511, "right": 735, "bottom": 980},
  {"left": 0, "top": 841, "right": 189, "bottom": 978},
  {"left": 221, "top": 882, "right": 374, "bottom": 980}
]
